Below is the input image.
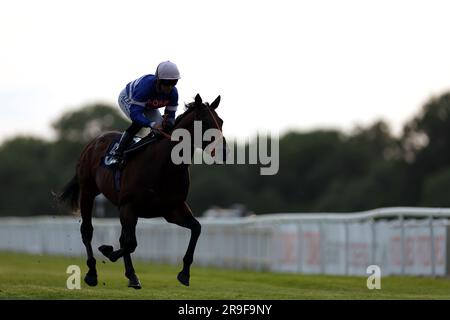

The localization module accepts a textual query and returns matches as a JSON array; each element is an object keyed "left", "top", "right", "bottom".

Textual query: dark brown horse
[{"left": 57, "top": 94, "right": 224, "bottom": 289}]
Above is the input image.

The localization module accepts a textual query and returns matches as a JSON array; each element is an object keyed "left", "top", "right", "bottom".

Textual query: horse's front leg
[{"left": 165, "top": 202, "right": 202, "bottom": 286}]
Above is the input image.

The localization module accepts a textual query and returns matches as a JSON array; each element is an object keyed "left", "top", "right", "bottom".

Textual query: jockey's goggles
[{"left": 159, "top": 79, "right": 178, "bottom": 86}]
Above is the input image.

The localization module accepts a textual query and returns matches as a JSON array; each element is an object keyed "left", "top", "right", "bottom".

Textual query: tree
[
  {"left": 402, "top": 92, "right": 450, "bottom": 204},
  {"left": 0, "top": 137, "right": 56, "bottom": 216},
  {"left": 402, "top": 93, "right": 450, "bottom": 168},
  {"left": 420, "top": 168, "right": 450, "bottom": 207},
  {"left": 0, "top": 103, "right": 130, "bottom": 216},
  {"left": 4, "top": 92, "right": 450, "bottom": 217},
  {"left": 52, "top": 103, "right": 129, "bottom": 144}
]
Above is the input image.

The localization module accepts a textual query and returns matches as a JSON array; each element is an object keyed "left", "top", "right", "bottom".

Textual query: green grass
[{"left": 1, "top": 251, "right": 450, "bottom": 299}]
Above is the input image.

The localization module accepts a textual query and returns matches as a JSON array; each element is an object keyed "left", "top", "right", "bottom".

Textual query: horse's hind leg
[
  {"left": 99, "top": 205, "right": 137, "bottom": 262},
  {"left": 120, "top": 230, "right": 141, "bottom": 289},
  {"left": 98, "top": 204, "right": 140, "bottom": 288},
  {"left": 80, "top": 189, "right": 98, "bottom": 286}
]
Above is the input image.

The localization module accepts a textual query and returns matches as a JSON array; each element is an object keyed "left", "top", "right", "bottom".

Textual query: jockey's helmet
[{"left": 156, "top": 61, "right": 181, "bottom": 81}]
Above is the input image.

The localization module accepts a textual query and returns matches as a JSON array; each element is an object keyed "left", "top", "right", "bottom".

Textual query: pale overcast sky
[{"left": 1, "top": 0, "right": 450, "bottom": 143}]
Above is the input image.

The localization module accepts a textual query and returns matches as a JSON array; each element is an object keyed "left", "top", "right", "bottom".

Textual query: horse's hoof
[
  {"left": 109, "top": 251, "right": 121, "bottom": 262},
  {"left": 128, "top": 275, "right": 142, "bottom": 290},
  {"left": 177, "top": 272, "right": 190, "bottom": 286},
  {"left": 84, "top": 273, "right": 98, "bottom": 287},
  {"left": 98, "top": 245, "right": 114, "bottom": 258}
]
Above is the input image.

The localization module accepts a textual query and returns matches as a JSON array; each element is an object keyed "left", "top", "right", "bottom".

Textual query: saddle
[{"left": 103, "top": 132, "right": 161, "bottom": 169}]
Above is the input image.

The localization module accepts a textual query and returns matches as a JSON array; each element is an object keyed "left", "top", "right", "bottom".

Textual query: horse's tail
[{"left": 56, "top": 175, "right": 80, "bottom": 212}]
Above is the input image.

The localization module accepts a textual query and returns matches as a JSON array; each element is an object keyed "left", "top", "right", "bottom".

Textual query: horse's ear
[
  {"left": 210, "top": 95, "right": 221, "bottom": 110},
  {"left": 195, "top": 94, "right": 202, "bottom": 107}
]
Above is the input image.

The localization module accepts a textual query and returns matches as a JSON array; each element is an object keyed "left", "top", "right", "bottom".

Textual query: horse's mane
[{"left": 174, "top": 100, "right": 210, "bottom": 127}]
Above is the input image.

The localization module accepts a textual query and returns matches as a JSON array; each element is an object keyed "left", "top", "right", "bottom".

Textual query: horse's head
[{"left": 174, "top": 94, "right": 227, "bottom": 161}]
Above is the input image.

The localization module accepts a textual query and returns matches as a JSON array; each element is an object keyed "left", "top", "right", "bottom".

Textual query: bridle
[
  {"left": 153, "top": 105, "right": 223, "bottom": 156},
  {"left": 204, "top": 107, "right": 223, "bottom": 157}
]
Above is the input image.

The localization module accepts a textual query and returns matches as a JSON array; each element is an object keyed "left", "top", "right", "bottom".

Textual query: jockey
[{"left": 110, "top": 61, "right": 180, "bottom": 164}]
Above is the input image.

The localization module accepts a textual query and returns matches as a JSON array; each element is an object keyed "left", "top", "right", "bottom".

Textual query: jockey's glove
[{"left": 163, "top": 117, "right": 175, "bottom": 132}]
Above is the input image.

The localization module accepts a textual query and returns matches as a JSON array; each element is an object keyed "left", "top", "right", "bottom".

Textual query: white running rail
[{"left": 0, "top": 207, "right": 449, "bottom": 276}]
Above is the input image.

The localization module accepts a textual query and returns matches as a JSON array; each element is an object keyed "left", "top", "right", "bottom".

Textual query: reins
[
  {"left": 155, "top": 106, "right": 223, "bottom": 141},
  {"left": 152, "top": 106, "right": 223, "bottom": 158}
]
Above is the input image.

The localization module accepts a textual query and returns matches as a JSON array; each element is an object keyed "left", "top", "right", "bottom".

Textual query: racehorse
[{"left": 57, "top": 94, "right": 225, "bottom": 289}]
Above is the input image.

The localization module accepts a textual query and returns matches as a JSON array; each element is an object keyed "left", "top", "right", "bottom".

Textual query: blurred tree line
[{"left": 1, "top": 92, "right": 450, "bottom": 217}]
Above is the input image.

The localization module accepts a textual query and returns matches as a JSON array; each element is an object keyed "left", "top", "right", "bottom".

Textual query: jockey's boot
[{"left": 110, "top": 131, "right": 134, "bottom": 166}]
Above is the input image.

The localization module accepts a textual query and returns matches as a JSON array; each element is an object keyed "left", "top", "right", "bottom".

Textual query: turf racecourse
[{"left": 1, "top": 251, "right": 450, "bottom": 299}]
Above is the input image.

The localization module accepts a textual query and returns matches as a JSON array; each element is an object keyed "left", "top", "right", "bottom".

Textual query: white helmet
[{"left": 156, "top": 61, "right": 181, "bottom": 80}]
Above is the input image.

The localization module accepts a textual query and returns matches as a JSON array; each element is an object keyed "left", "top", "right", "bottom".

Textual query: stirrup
[{"left": 105, "top": 154, "right": 123, "bottom": 167}]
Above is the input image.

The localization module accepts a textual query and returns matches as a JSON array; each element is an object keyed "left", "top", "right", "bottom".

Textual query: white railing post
[
  {"left": 429, "top": 215, "right": 436, "bottom": 277},
  {"left": 370, "top": 218, "right": 376, "bottom": 265},
  {"left": 345, "top": 221, "right": 349, "bottom": 276},
  {"left": 400, "top": 214, "right": 406, "bottom": 275},
  {"left": 297, "top": 223, "right": 303, "bottom": 273},
  {"left": 319, "top": 222, "right": 325, "bottom": 274}
]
